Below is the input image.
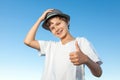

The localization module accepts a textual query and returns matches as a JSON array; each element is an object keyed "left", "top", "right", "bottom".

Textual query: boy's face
[{"left": 48, "top": 17, "right": 69, "bottom": 39}]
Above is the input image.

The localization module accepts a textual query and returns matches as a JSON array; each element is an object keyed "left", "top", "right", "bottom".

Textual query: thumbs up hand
[{"left": 69, "top": 41, "right": 89, "bottom": 66}]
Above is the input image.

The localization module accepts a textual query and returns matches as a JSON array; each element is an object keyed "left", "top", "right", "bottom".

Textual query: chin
[{"left": 59, "top": 35, "right": 66, "bottom": 39}]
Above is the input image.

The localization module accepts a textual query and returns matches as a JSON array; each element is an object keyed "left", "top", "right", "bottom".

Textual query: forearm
[
  {"left": 86, "top": 58, "right": 102, "bottom": 77},
  {"left": 24, "top": 17, "right": 43, "bottom": 45}
]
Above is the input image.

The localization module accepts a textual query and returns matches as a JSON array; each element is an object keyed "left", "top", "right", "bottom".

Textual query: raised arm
[{"left": 24, "top": 9, "right": 54, "bottom": 50}]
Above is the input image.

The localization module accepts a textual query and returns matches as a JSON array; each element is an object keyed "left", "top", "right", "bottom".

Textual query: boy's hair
[{"left": 46, "top": 15, "right": 70, "bottom": 31}]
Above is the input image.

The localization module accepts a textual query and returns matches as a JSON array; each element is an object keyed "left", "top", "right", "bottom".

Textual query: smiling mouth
[{"left": 57, "top": 29, "right": 63, "bottom": 35}]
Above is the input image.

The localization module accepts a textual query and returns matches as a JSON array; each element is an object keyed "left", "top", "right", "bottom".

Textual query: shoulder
[
  {"left": 76, "top": 37, "right": 92, "bottom": 48},
  {"left": 37, "top": 40, "right": 59, "bottom": 54},
  {"left": 76, "top": 37, "right": 89, "bottom": 43},
  {"left": 38, "top": 40, "right": 59, "bottom": 46}
]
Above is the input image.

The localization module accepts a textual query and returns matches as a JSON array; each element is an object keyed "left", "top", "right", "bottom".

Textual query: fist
[{"left": 69, "top": 41, "right": 88, "bottom": 66}]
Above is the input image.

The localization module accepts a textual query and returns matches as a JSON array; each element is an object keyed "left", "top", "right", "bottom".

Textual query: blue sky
[{"left": 0, "top": 0, "right": 120, "bottom": 80}]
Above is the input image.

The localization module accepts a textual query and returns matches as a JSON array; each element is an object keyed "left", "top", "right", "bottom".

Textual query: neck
[{"left": 60, "top": 33, "right": 75, "bottom": 45}]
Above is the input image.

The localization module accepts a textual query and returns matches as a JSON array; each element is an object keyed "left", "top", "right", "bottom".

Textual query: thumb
[{"left": 75, "top": 41, "right": 80, "bottom": 51}]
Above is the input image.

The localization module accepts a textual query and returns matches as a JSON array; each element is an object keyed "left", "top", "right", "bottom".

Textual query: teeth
[{"left": 57, "top": 29, "right": 62, "bottom": 35}]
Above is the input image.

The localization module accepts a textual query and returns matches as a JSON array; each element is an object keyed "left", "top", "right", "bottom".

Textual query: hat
[{"left": 42, "top": 9, "right": 70, "bottom": 30}]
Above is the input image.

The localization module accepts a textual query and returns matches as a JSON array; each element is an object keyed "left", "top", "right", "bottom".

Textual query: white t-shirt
[{"left": 38, "top": 37, "right": 102, "bottom": 80}]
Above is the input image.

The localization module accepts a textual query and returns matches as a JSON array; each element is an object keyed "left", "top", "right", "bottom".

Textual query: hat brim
[{"left": 42, "top": 13, "right": 70, "bottom": 31}]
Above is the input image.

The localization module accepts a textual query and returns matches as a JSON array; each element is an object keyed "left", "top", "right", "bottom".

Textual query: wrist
[{"left": 39, "top": 17, "right": 44, "bottom": 22}]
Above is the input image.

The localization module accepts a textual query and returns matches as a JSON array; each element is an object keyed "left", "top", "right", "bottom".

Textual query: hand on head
[{"left": 41, "top": 9, "right": 54, "bottom": 21}]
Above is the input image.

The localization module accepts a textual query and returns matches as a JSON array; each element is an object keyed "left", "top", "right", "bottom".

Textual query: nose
[{"left": 55, "top": 26, "right": 59, "bottom": 32}]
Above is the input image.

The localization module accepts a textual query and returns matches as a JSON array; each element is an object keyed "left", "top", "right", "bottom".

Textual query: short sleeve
[
  {"left": 37, "top": 40, "right": 52, "bottom": 56},
  {"left": 77, "top": 37, "right": 102, "bottom": 65}
]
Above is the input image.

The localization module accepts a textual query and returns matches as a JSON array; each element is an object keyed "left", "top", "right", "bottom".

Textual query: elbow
[
  {"left": 94, "top": 62, "right": 103, "bottom": 77},
  {"left": 24, "top": 40, "right": 31, "bottom": 46},
  {"left": 94, "top": 68, "right": 102, "bottom": 77},
  {"left": 95, "top": 72, "right": 102, "bottom": 77}
]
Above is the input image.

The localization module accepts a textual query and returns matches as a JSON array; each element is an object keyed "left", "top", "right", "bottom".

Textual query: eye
[{"left": 50, "top": 26, "right": 55, "bottom": 31}]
